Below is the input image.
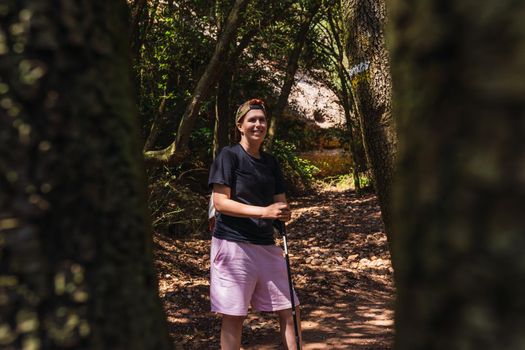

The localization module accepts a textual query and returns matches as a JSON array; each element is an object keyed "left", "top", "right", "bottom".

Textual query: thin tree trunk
[
  {"left": 334, "top": 56, "right": 363, "bottom": 194},
  {"left": 0, "top": 1, "right": 171, "bottom": 349},
  {"left": 142, "top": 69, "right": 179, "bottom": 151},
  {"left": 327, "top": 10, "right": 362, "bottom": 195},
  {"left": 143, "top": 0, "right": 161, "bottom": 54},
  {"left": 340, "top": 81, "right": 362, "bottom": 194},
  {"left": 144, "top": 0, "right": 249, "bottom": 166},
  {"left": 143, "top": 95, "right": 168, "bottom": 151},
  {"left": 129, "top": 0, "right": 148, "bottom": 60},
  {"left": 344, "top": 0, "right": 396, "bottom": 238},
  {"left": 132, "top": 0, "right": 160, "bottom": 104},
  {"left": 267, "top": 7, "right": 319, "bottom": 146},
  {"left": 214, "top": 66, "right": 232, "bottom": 158},
  {"left": 212, "top": 0, "right": 229, "bottom": 159},
  {"left": 389, "top": 1, "right": 525, "bottom": 349},
  {"left": 212, "top": 3, "right": 296, "bottom": 158}
]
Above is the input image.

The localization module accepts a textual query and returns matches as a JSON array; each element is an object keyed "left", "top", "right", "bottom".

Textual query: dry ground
[{"left": 154, "top": 188, "right": 395, "bottom": 349}]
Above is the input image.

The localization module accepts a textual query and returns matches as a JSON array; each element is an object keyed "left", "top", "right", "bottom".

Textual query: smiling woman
[{"left": 208, "top": 98, "right": 303, "bottom": 349}]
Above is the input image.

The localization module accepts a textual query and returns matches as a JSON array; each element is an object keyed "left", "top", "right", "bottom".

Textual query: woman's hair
[{"left": 234, "top": 98, "right": 266, "bottom": 142}]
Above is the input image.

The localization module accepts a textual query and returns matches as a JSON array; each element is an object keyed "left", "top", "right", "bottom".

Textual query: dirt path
[{"left": 155, "top": 189, "right": 395, "bottom": 349}]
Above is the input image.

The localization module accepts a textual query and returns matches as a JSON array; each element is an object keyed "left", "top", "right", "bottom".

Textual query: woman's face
[{"left": 237, "top": 109, "right": 267, "bottom": 143}]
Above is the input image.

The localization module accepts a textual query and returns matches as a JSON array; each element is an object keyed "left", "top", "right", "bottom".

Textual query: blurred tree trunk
[
  {"left": 267, "top": 5, "right": 320, "bottom": 147},
  {"left": 344, "top": 0, "right": 396, "bottom": 238},
  {"left": 0, "top": 1, "right": 171, "bottom": 349},
  {"left": 144, "top": 0, "right": 249, "bottom": 166},
  {"left": 389, "top": 1, "right": 525, "bottom": 349}
]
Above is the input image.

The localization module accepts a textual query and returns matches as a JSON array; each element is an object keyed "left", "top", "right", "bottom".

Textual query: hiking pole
[{"left": 275, "top": 220, "right": 301, "bottom": 350}]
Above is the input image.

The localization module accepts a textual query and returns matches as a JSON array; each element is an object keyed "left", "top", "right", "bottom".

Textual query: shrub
[
  {"left": 271, "top": 140, "right": 320, "bottom": 194},
  {"left": 148, "top": 167, "right": 208, "bottom": 237}
]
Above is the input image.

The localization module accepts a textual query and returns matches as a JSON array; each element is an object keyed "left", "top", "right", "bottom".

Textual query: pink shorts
[{"left": 210, "top": 237, "right": 300, "bottom": 316}]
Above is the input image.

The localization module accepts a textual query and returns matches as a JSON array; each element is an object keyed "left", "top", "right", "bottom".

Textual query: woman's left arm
[{"left": 274, "top": 193, "right": 291, "bottom": 222}]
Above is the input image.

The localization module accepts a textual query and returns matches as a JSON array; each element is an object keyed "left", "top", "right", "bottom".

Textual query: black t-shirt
[{"left": 208, "top": 143, "right": 286, "bottom": 245}]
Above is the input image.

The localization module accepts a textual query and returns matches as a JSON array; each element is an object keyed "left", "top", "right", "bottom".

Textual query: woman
[{"left": 208, "top": 98, "right": 302, "bottom": 349}]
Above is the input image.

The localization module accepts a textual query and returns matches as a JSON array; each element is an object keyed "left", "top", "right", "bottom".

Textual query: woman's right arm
[{"left": 212, "top": 184, "right": 289, "bottom": 220}]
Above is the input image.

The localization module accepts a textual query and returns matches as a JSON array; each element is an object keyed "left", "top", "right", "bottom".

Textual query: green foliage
[
  {"left": 358, "top": 173, "right": 373, "bottom": 188},
  {"left": 321, "top": 173, "right": 354, "bottom": 191},
  {"left": 319, "top": 172, "right": 373, "bottom": 191},
  {"left": 135, "top": 1, "right": 215, "bottom": 140},
  {"left": 299, "top": 148, "right": 353, "bottom": 177},
  {"left": 271, "top": 140, "right": 320, "bottom": 193},
  {"left": 148, "top": 168, "right": 208, "bottom": 236},
  {"left": 189, "top": 127, "right": 213, "bottom": 158},
  {"left": 131, "top": 0, "right": 370, "bottom": 195}
]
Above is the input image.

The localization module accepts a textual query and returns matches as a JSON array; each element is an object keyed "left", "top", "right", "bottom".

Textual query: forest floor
[{"left": 154, "top": 187, "right": 395, "bottom": 349}]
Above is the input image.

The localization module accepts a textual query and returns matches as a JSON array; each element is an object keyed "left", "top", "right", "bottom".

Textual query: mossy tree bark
[
  {"left": 389, "top": 0, "right": 525, "bottom": 349},
  {"left": 0, "top": 1, "right": 171, "bottom": 349},
  {"left": 344, "top": 0, "right": 397, "bottom": 238}
]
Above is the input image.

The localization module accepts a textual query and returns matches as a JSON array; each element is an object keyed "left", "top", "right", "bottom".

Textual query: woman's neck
[{"left": 239, "top": 139, "right": 261, "bottom": 158}]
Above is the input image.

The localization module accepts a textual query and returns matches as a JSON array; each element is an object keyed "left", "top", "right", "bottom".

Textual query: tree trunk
[
  {"left": 340, "top": 82, "right": 362, "bottom": 195},
  {"left": 327, "top": 10, "right": 362, "bottom": 195},
  {"left": 344, "top": 0, "right": 396, "bottom": 238},
  {"left": 389, "top": 1, "right": 525, "bottom": 349},
  {"left": 214, "top": 67, "right": 232, "bottom": 158},
  {"left": 129, "top": 0, "right": 148, "bottom": 61},
  {"left": 212, "top": 15, "right": 276, "bottom": 158},
  {"left": 143, "top": 0, "right": 249, "bottom": 166},
  {"left": 267, "top": 7, "right": 319, "bottom": 146},
  {"left": 0, "top": 1, "right": 171, "bottom": 349},
  {"left": 334, "top": 52, "right": 363, "bottom": 195},
  {"left": 212, "top": 3, "right": 230, "bottom": 159},
  {"left": 142, "top": 71, "right": 179, "bottom": 151},
  {"left": 212, "top": 3, "right": 297, "bottom": 157},
  {"left": 143, "top": 95, "right": 168, "bottom": 151}
]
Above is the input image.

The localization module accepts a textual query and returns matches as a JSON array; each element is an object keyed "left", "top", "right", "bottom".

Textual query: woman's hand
[{"left": 262, "top": 202, "right": 291, "bottom": 221}]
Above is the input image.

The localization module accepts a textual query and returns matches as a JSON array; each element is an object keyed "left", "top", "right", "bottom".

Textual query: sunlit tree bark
[
  {"left": 0, "top": 1, "right": 170, "bottom": 348},
  {"left": 344, "top": 0, "right": 396, "bottom": 237},
  {"left": 389, "top": 0, "right": 525, "bottom": 349}
]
